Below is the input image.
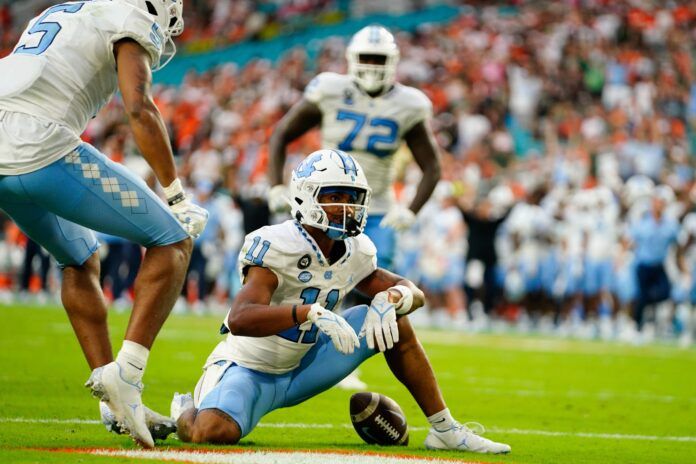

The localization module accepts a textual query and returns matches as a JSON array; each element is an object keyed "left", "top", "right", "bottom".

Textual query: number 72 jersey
[
  {"left": 211, "top": 220, "right": 378, "bottom": 374},
  {"left": 304, "top": 72, "right": 433, "bottom": 214}
]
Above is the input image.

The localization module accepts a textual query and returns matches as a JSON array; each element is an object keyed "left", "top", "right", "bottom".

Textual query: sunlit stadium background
[
  {"left": 3, "top": 0, "right": 696, "bottom": 346},
  {"left": 1, "top": 2, "right": 696, "bottom": 464}
]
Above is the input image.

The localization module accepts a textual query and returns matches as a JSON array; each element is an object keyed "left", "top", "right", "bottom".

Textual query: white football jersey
[
  {"left": 305, "top": 72, "right": 432, "bottom": 214},
  {"left": 208, "top": 220, "right": 377, "bottom": 374},
  {"left": 0, "top": 0, "right": 164, "bottom": 175}
]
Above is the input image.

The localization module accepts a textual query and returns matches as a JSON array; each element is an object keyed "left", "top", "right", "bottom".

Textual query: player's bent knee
[{"left": 191, "top": 409, "right": 241, "bottom": 445}]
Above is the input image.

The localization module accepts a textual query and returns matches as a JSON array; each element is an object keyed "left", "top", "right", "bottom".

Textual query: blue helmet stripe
[{"left": 332, "top": 150, "right": 358, "bottom": 176}]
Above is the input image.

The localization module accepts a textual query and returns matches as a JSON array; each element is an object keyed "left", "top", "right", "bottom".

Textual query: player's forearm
[
  {"left": 408, "top": 163, "right": 440, "bottom": 214},
  {"left": 268, "top": 132, "right": 287, "bottom": 186},
  {"left": 127, "top": 102, "right": 177, "bottom": 187},
  {"left": 227, "top": 303, "right": 311, "bottom": 337}
]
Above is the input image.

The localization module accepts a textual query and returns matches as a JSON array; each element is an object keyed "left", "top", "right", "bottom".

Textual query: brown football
[{"left": 349, "top": 392, "right": 409, "bottom": 446}]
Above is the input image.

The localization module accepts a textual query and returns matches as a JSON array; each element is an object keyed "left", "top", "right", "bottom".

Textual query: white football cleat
[
  {"left": 171, "top": 392, "right": 195, "bottom": 422},
  {"left": 85, "top": 362, "right": 154, "bottom": 448},
  {"left": 425, "top": 422, "right": 511, "bottom": 454},
  {"left": 336, "top": 370, "right": 367, "bottom": 390},
  {"left": 100, "top": 401, "right": 176, "bottom": 441}
]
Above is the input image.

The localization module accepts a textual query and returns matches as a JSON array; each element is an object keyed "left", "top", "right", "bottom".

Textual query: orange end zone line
[{"left": 28, "top": 446, "right": 488, "bottom": 463}]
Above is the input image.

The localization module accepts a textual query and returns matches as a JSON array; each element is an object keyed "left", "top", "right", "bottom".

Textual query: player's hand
[
  {"left": 307, "top": 303, "right": 360, "bottom": 355},
  {"left": 268, "top": 185, "right": 291, "bottom": 213},
  {"left": 380, "top": 205, "right": 416, "bottom": 232},
  {"left": 170, "top": 198, "right": 209, "bottom": 239},
  {"left": 360, "top": 291, "right": 399, "bottom": 352}
]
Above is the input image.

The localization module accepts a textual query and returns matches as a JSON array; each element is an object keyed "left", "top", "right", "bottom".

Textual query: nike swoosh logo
[
  {"left": 433, "top": 418, "right": 446, "bottom": 423},
  {"left": 127, "top": 362, "right": 143, "bottom": 371}
]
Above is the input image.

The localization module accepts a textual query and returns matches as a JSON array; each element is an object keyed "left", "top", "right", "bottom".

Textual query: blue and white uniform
[
  {"left": 304, "top": 72, "right": 432, "bottom": 268},
  {"left": 196, "top": 220, "right": 378, "bottom": 437},
  {"left": 0, "top": 0, "right": 186, "bottom": 266}
]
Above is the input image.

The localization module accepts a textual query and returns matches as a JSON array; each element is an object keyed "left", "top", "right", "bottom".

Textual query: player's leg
[
  {"left": 176, "top": 362, "right": 286, "bottom": 444},
  {"left": 0, "top": 178, "right": 111, "bottom": 368},
  {"left": 10, "top": 143, "right": 192, "bottom": 447},
  {"left": 384, "top": 315, "right": 511, "bottom": 454},
  {"left": 284, "top": 305, "right": 378, "bottom": 407}
]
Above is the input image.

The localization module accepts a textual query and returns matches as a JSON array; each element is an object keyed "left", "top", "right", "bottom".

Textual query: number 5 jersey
[{"left": 0, "top": 0, "right": 164, "bottom": 175}]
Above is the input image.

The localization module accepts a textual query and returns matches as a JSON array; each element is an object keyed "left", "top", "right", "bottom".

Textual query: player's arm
[
  {"left": 355, "top": 268, "right": 425, "bottom": 316},
  {"left": 114, "top": 39, "right": 177, "bottom": 186},
  {"left": 403, "top": 120, "right": 441, "bottom": 214},
  {"left": 268, "top": 98, "right": 323, "bottom": 186},
  {"left": 226, "top": 266, "right": 312, "bottom": 336}
]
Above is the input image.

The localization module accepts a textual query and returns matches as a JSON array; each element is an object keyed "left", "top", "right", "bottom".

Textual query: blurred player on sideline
[
  {"left": 0, "top": 0, "right": 208, "bottom": 448},
  {"left": 171, "top": 150, "right": 509, "bottom": 455}
]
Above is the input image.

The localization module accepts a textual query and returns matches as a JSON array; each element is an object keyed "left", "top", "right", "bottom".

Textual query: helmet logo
[{"left": 296, "top": 152, "right": 324, "bottom": 179}]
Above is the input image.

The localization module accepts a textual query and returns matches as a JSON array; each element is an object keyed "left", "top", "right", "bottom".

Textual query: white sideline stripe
[
  {"left": 89, "top": 449, "right": 471, "bottom": 464},
  {"left": 3, "top": 417, "right": 696, "bottom": 443}
]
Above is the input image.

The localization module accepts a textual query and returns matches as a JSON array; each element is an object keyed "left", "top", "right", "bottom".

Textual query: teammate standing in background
[
  {"left": 0, "top": 0, "right": 208, "bottom": 447},
  {"left": 268, "top": 25, "right": 441, "bottom": 271}
]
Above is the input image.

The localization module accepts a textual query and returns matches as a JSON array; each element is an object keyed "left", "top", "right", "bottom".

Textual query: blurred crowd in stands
[{"left": 2, "top": 1, "right": 696, "bottom": 345}]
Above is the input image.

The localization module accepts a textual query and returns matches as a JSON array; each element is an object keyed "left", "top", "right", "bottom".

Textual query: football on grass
[{"left": 349, "top": 392, "right": 409, "bottom": 446}]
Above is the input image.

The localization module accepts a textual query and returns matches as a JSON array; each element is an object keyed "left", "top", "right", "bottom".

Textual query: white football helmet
[
  {"left": 346, "top": 25, "right": 399, "bottom": 93},
  {"left": 120, "top": 0, "right": 184, "bottom": 70},
  {"left": 290, "top": 149, "right": 371, "bottom": 240}
]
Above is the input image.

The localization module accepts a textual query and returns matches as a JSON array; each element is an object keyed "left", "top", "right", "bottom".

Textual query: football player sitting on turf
[{"left": 170, "top": 149, "right": 510, "bottom": 454}]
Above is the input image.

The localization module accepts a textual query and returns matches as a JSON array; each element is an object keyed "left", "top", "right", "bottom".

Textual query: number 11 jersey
[{"left": 211, "top": 220, "right": 377, "bottom": 374}]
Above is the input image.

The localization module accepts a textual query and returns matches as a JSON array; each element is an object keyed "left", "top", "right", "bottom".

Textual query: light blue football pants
[
  {"left": 198, "top": 305, "right": 377, "bottom": 438},
  {"left": 0, "top": 143, "right": 188, "bottom": 267}
]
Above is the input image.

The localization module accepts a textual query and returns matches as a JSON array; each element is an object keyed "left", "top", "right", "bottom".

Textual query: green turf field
[{"left": 0, "top": 304, "right": 695, "bottom": 463}]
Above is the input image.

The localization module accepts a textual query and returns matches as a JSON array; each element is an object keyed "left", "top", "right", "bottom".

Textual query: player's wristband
[
  {"left": 292, "top": 304, "right": 299, "bottom": 325},
  {"left": 390, "top": 285, "right": 414, "bottom": 315},
  {"left": 163, "top": 178, "right": 186, "bottom": 206}
]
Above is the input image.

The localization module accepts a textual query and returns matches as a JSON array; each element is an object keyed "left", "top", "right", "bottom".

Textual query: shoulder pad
[
  {"left": 304, "top": 72, "right": 352, "bottom": 103},
  {"left": 392, "top": 84, "right": 433, "bottom": 131},
  {"left": 106, "top": 2, "right": 163, "bottom": 68}
]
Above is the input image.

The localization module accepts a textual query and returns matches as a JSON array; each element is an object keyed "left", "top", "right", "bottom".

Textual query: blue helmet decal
[
  {"left": 295, "top": 152, "right": 324, "bottom": 178},
  {"left": 368, "top": 25, "right": 381, "bottom": 44},
  {"left": 332, "top": 150, "right": 358, "bottom": 177}
]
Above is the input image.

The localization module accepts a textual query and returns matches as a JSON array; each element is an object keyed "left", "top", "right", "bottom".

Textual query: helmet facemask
[
  {"left": 289, "top": 149, "right": 372, "bottom": 241},
  {"left": 303, "top": 186, "right": 370, "bottom": 241}
]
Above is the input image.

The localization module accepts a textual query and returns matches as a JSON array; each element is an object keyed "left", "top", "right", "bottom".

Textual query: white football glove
[
  {"left": 268, "top": 184, "right": 291, "bottom": 213},
  {"left": 307, "top": 303, "right": 360, "bottom": 355},
  {"left": 164, "top": 179, "right": 210, "bottom": 239},
  {"left": 379, "top": 205, "right": 416, "bottom": 232},
  {"left": 359, "top": 291, "right": 399, "bottom": 352}
]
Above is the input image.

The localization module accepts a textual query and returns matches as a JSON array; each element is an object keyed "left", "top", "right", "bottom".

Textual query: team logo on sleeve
[
  {"left": 298, "top": 271, "right": 313, "bottom": 283},
  {"left": 298, "top": 254, "right": 312, "bottom": 269}
]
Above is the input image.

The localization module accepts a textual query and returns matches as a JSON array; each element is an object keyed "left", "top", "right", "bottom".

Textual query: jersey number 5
[
  {"left": 15, "top": 3, "right": 85, "bottom": 56},
  {"left": 336, "top": 110, "right": 399, "bottom": 158}
]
